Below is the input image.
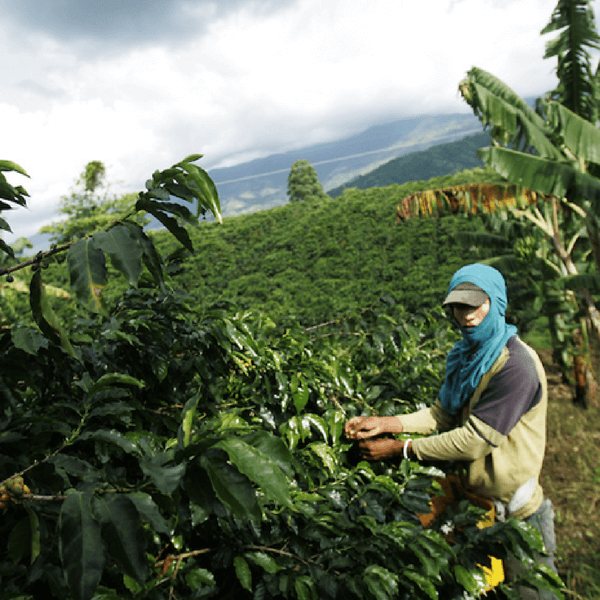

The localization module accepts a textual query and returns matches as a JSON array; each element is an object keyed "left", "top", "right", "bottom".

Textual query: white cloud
[{"left": 2, "top": 0, "right": 598, "bottom": 244}]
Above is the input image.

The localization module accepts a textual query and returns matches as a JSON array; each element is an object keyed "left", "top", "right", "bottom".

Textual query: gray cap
[{"left": 443, "top": 282, "right": 489, "bottom": 307}]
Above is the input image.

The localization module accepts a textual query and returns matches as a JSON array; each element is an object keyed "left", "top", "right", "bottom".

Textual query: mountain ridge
[
  {"left": 210, "top": 112, "right": 484, "bottom": 217},
  {"left": 327, "top": 131, "right": 491, "bottom": 197}
]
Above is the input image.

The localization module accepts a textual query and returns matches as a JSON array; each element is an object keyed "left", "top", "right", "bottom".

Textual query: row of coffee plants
[{"left": 0, "top": 292, "right": 561, "bottom": 599}]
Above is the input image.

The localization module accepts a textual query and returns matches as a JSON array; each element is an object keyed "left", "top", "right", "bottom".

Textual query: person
[{"left": 344, "top": 263, "right": 559, "bottom": 599}]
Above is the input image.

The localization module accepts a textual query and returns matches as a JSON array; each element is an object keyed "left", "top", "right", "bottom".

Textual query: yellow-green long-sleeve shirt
[{"left": 398, "top": 336, "right": 547, "bottom": 520}]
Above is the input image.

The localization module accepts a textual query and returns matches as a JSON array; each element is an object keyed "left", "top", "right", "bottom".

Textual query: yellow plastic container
[
  {"left": 417, "top": 474, "right": 504, "bottom": 593},
  {"left": 475, "top": 503, "right": 505, "bottom": 591}
]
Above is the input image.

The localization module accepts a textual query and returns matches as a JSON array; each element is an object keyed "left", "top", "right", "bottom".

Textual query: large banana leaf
[
  {"left": 465, "top": 68, "right": 546, "bottom": 129},
  {"left": 557, "top": 272, "right": 600, "bottom": 292},
  {"left": 470, "top": 81, "right": 561, "bottom": 160},
  {"left": 546, "top": 100, "right": 600, "bottom": 165},
  {"left": 479, "top": 146, "right": 600, "bottom": 206},
  {"left": 542, "top": 0, "right": 600, "bottom": 120},
  {"left": 461, "top": 68, "right": 561, "bottom": 159},
  {"left": 397, "top": 183, "right": 538, "bottom": 220}
]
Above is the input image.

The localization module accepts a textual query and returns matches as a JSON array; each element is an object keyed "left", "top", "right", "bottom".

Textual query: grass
[{"left": 524, "top": 318, "right": 600, "bottom": 599}]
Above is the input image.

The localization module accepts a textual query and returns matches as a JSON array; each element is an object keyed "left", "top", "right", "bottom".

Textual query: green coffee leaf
[
  {"left": 246, "top": 551, "right": 282, "bottom": 574},
  {"left": 217, "top": 437, "right": 292, "bottom": 507},
  {"left": 185, "top": 568, "right": 216, "bottom": 591},
  {"left": 11, "top": 326, "right": 46, "bottom": 355},
  {"left": 93, "top": 494, "right": 148, "bottom": 584},
  {"left": 241, "top": 430, "right": 294, "bottom": 477},
  {"left": 234, "top": 556, "right": 252, "bottom": 592},
  {"left": 92, "top": 226, "right": 143, "bottom": 287},
  {"left": 308, "top": 442, "right": 338, "bottom": 474},
  {"left": 454, "top": 564, "right": 484, "bottom": 593},
  {"left": 79, "top": 429, "right": 140, "bottom": 456},
  {"left": 140, "top": 453, "right": 186, "bottom": 495},
  {"left": 200, "top": 449, "right": 261, "bottom": 521},
  {"left": 8, "top": 517, "right": 31, "bottom": 564},
  {"left": 402, "top": 568, "right": 437, "bottom": 599},
  {"left": 128, "top": 492, "right": 171, "bottom": 535},
  {"left": 364, "top": 565, "right": 399, "bottom": 600},
  {"left": 67, "top": 238, "right": 108, "bottom": 313},
  {"left": 59, "top": 492, "right": 105, "bottom": 600},
  {"left": 291, "top": 373, "right": 309, "bottom": 413}
]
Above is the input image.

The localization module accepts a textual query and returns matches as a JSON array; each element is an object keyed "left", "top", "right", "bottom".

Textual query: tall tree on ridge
[{"left": 287, "top": 159, "right": 328, "bottom": 203}]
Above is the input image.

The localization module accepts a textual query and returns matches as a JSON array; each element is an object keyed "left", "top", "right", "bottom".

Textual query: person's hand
[
  {"left": 358, "top": 438, "right": 404, "bottom": 461},
  {"left": 344, "top": 416, "right": 403, "bottom": 440}
]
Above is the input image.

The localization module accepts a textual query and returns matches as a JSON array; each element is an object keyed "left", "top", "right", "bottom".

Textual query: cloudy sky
[{"left": 2, "top": 0, "right": 599, "bottom": 244}]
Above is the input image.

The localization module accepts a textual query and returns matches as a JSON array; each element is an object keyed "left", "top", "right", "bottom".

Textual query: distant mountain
[
  {"left": 22, "top": 112, "right": 485, "bottom": 254},
  {"left": 210, "top": 112, "right": 484, "bottom": 217},
  {"left": 327, "top": 132, "right": 491, "bottom": 198}
]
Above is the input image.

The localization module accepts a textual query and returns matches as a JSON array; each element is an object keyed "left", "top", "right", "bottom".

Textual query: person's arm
[
  {"left": 344, "top": 400, "right": 457, "bottom": 462},
  {"left": 413, "top": 339, "right": 543, "bottom": 462},
  {"left": 397, "top": 400, "right": 456, "bottom": 434},
  {"left": 411, "top": 417, "right": 493, "bottom": 461},
  {"left": 344, "top": 416, "right": 403, "bottom": 440}
]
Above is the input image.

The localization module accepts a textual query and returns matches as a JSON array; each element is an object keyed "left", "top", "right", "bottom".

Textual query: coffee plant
[{"left": 0, "top": 160, "right": 563, "bottom": 599}]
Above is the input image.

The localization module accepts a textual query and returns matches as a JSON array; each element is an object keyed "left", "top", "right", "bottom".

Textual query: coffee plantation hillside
[
  {"left": 0, "top": 161, "right": 563, "bottom": 599},
  {"left": 3, "top": 167, "right": 508, "bottom": 334},
  {"left": 150, "top": 166, "right": 510, "bottom": 328}
]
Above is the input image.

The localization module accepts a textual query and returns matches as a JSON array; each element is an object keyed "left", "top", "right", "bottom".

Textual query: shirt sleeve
[
  {"left": 397, "top": 399, "right": 456, "bottom": 434},
  {"left": 412, "top": 416, "right": 496, "bottom": 461}
]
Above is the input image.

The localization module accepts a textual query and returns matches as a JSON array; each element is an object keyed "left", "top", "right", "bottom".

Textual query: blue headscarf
[{"left": 439, "top": 264, "right": 518, "bottom": 414}]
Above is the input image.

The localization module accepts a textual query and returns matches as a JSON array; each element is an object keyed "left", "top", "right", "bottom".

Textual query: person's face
[{"left": 452, "top": 299, "right": 491, "bottom": 329}]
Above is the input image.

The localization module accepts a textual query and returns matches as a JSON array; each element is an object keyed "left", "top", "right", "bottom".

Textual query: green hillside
[
  {"left": 152, "top": 166, "right": 502, "bottom": 328},
  {"left": 327, "top": 132, "right": 490, "bottom": 198}
]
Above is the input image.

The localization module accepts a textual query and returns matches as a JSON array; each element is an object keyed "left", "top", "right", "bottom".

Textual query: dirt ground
[{"left": 537, "top": 348, "right": 600, "bottom": 598}]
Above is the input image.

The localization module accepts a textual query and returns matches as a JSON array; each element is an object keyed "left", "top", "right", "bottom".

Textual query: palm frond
[{"left": 396, "top": 182, "right": 538, "bottom": 220}]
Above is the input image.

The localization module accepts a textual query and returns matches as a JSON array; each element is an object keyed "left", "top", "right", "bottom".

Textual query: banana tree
[
  {"left": 397, "top": 181, "right": 598, "bottom": 405},
  {"left": 445, "top": 0, "right": 600, "bottom": 405},
  {"left": 460, "top": 68, "right": 600, "bottom": 326}
]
